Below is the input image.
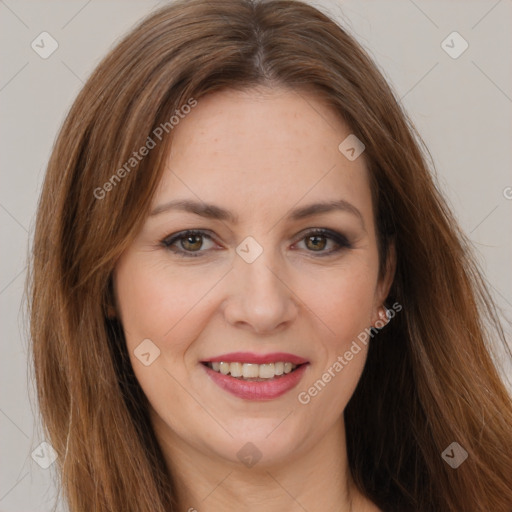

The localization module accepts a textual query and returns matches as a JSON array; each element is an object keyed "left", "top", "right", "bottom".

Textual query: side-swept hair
[{"left": 28, "top": 1, "right": 512, "bottom": 510}]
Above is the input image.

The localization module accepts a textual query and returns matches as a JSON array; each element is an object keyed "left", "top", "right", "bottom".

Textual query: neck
[{"left": 152, "top": 412, "right": 370, "bottom": 512}]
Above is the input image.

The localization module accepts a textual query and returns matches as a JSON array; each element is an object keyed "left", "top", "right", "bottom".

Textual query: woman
[{"left": 28, "top": 0, "right": 512, "bottom": 511}]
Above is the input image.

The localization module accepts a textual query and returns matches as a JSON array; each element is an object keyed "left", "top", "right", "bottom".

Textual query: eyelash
[{"left": 160, "top": 228, "right": 352, "bottom": 258}]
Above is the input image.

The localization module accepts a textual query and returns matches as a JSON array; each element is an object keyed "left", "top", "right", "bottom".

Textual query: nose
[{"left": 222, "top": 248, "right": 299, "bottom": 334}]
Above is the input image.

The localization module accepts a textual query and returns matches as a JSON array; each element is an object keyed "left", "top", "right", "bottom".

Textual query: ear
[{"left": 372, "top": 240, "right": 396, "bottom": 323}]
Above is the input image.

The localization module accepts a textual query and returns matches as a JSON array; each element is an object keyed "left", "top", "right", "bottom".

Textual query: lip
[
  {"left": 201, "top": 362, "right": 309, "bottom": 401},
  {"left": 202, "top": 352, "right": 309, "bottom": 365}
]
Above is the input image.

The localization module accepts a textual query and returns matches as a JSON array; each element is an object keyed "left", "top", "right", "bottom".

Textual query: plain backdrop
[{"left": 1, "top": 1, "right": 511, "bottom": 510}]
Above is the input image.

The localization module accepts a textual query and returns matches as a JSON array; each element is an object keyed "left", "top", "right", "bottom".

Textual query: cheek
[
  {"left": 293, "top": 257, "right": 377, "bottom": 412},
  {"left": 294, "top": 257, "right": 378, "bottom": 346},
  {"left": 113, "top": 259, "right": 218, "bottom": 427},
  {"left": 114, "top": 257, "right": 225, "bottom": 358}
]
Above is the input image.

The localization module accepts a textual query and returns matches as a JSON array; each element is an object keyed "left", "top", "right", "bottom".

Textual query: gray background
[{"left": 1, "top": 1, "right": 511, "bottom": 510}]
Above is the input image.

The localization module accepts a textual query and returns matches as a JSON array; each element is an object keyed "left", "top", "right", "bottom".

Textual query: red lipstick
[{"left": 200, "top": 352, "right": 309, "bottom": 401}]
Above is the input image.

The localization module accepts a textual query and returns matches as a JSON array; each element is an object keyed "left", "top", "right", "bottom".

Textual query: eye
[
  {"left": 161, "top": 230, "right": 218, "bottom": 257},
  {"left": 293, "top": 228, "right": 351, "bottom": 256},
  {"left": 161, "top": 228, "right": 351, "bottom": 258}
]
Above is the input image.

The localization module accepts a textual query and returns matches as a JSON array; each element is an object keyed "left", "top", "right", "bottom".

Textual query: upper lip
[{"left": 202, "top": 352, "right": 309, "bottom": 365}]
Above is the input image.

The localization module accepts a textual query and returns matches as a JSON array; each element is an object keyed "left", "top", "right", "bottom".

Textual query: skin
[{"left": 113, "top": 86, "right": 394, "bottom": 512}]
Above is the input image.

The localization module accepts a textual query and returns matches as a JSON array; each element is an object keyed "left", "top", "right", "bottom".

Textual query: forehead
[{"left": 152, "top": 87, "right": 372, "bottom": 225}]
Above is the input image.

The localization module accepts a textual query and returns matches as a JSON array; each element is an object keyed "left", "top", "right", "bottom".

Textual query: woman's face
[{"left": 113, "top": 87, "right": 392, "bottom": 468}]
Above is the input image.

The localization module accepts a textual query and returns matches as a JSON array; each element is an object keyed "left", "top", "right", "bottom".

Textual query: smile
[
  {"left": 204, "top": 361, "right": 298, "bottom": 380},
  {"left": 200, "top": 352, "right": 309, "bottom": 401}
]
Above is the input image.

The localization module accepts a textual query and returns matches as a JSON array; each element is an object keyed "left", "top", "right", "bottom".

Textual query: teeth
[
  {"left": 206, "top": 361, "right": 299, "bottom": 379},
  {"left": 259, "top": 363, "right": 275, "bottom": 379},
  {"left": 242, "top": 363, "right": 260, "bottom": 378},
  {"left": 230, "top": 362, "right": 243, "bottom": 377}
]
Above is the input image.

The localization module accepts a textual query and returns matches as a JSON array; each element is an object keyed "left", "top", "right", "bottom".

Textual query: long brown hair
[{"left": 28, "top": 1, "right": 512, "bottom": 511}]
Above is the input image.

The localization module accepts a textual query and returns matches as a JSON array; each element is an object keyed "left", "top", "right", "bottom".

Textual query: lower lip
[{"left": 202, "top": 363, "right": 309, "bottom": 401}]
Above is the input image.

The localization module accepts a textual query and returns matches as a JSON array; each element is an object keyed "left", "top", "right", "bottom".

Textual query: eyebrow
[{"left": 149, "top": 198, "right": 364, "bottom": 227}]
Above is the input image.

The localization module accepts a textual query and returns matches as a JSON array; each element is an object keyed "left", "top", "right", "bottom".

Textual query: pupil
[
  {"left": 183, "top": 235, "right": 202, "bottom": 251},
  {"left": 307, "top": 235, "right": 326, "bottom": 251}
]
